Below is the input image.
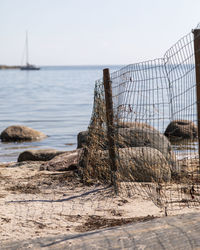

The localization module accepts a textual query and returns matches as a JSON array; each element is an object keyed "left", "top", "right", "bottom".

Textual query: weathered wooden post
[
  {"left": 193, "top": 29, "right": 200, "bottom": 166},
  {"left": 103, "top": 68, "right": 118, "bottom": 194}
]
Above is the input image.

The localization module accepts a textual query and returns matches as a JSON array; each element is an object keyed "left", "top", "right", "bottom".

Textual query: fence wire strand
[
  {"left": 81, "top": 27, "right": 200, "bottom": 212},
  {"left": 2, "top": 26, "right": 200, "bottom": 244}
]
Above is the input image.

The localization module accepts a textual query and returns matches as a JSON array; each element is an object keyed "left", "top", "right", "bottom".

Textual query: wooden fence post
[
  {"left": 103, "top": 68, "right": 118, "bottom": 194},
  {"left": 193, "top": 29, "right": 200, "bottom": 166}
]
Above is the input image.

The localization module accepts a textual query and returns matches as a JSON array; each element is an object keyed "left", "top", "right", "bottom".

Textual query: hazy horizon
[
  {"left": 1, "top": 0, "right": 200, "bottom": 66},
  {"left": 0, "top": 64, "right": 124, "bottom": 67}
]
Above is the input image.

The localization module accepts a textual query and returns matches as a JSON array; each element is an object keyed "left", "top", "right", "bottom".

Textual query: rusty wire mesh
[{"left": 80, "top": 28, "right": 200, "bottom": 213}]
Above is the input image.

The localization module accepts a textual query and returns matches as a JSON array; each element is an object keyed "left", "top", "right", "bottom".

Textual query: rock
[
  {"left": 89, "top": 147, "right": 171, "bottom": 182},
  {"left": 18, "top": 149, "right": 65, "bottom": 162},
  {"left": 77, "top": 123, "right": 159, "bottom": 149},
  {"left": 40, "top": 149, "right": 81, "bottom": 171},
  {"left": 117, "top": 121, "right": 155, "bottom": 130},
  {"left": 164, "top": 120, "right": 197, "bottom": 141},
  {"left": 120, "top": 147, "right": 171, "bottom": 182},
  {"left": 77, "top": 131, "right": 88, "bottom": 148},
  {"left": 117, "top": 127, "right": 173, "bottom": 163},
  {"left": 0, "top": 125, "right": 47, "bottom": 142},
  {"left": 77, "top": 126, "right": 176, "bottom": 168}
]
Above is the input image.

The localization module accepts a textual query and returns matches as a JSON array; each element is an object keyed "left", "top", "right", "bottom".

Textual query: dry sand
[{"left": 0, "top": 161, "right": 200, "bottom": 244}]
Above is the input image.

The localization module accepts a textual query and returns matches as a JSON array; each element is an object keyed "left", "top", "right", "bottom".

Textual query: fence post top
[
  {"left": 103, "top": 68, "right": 110, "bottom": 73},
  {"left": 192, "top": 29, "right": 200, "bottom": 34}
]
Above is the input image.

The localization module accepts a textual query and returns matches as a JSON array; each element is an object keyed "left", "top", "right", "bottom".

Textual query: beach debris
[
  {"left": 18, "top": 149, "right": 65, "bottom": 162},
  {"left": 164, "top": 120, "right": 197, "bottom": 141},
  {"left": 0, "top": 125, "right": 47, "bottom": 142},
  {"left": 75, "top": 215, "right": 156, "bottom": 232}
]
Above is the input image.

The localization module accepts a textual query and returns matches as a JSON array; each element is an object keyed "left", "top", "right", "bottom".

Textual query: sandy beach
[{"left": 0, "top": 160, "right": 200, "bottom": 244}]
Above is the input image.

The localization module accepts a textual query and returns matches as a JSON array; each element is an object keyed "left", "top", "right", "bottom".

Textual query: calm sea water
[{"left": 0, "top": 65, "right": 121, "bottom": 162}]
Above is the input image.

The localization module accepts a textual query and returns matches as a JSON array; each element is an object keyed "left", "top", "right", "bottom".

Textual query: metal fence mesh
[
  {"left": 80, "top": 28, "right": 200, "bottom": 213},
  {"left": 2, "top": 26, "right": 200, "bottom": 244}
]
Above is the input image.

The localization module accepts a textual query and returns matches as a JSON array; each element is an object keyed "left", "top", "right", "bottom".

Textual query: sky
[{"left": 1, "top": 0, "right": 200, "bottom": 66}]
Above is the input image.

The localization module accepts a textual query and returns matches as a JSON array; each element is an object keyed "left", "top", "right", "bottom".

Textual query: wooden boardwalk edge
[{"left": 2, "top": 212, "right": 200, "bottom": 249}]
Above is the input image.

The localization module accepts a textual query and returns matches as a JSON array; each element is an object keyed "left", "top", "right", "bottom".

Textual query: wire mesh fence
[
  {"left": 80, "top": 27, "right": 200, "bottom": 214},
  {"left": 1, "top": 25, "right": 200, "bottom": 244}
]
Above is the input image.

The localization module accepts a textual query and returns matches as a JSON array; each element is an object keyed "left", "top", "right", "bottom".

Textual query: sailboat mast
[
  {"left": 20, "top": 31, "right": 40, "bottom": 70},
  {"left": 26, "top": 31, "right": 29, "bottom": 66}
]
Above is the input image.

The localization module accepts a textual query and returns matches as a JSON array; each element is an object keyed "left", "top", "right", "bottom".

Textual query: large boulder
[
  {"left": 164, "top": 120, "right": 197, "bottom": 141},
  {"left": 79, "top": 126, "right": 178, "bottom": 176},
  {"left": 117, "top": 127, "right": 173, "bottom": 163},
  {"left": 18, "top": 149, "right": 65, "bottom": 162},
  {"left": 119, "top": 147, "right": 171, "bottom": 182},
  {"left": 77, "top": 122, "right": 161, "bottom": 149},
  {"left": 117, "top": 121, "right": 155, "bottom": 130},
  {"left": 40, "top": 149, "right": 81, "bottom": 171},
  {"left": 88, "top": 147, "right": 171, "bottom": 182},
  {"left": 77, "top": 126, "right": 175, "bottom": 165},
  {"left": 0, "top": 125, "right": 47, "bottom": 142},
  {"left": 77, "top": 122, "right": 155, "bottom": 149}
]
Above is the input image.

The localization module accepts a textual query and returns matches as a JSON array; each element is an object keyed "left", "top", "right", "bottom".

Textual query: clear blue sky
[{"left": 1, "top": 0, "right": 200, "bottom": 66}]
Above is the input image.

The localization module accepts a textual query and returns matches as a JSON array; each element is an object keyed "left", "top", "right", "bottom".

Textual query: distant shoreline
[{"left": 0, "top": 65, "right": 21, "bottom": 69}]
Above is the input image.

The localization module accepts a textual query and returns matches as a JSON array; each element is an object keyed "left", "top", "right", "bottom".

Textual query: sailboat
[{"left": 20, "top": 31, "right": 40, "bottom": 70}]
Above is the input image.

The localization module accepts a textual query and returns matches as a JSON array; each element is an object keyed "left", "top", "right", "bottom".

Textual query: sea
[
  {"left": 0, "top": 65, "right": 122, "bottom": 162},
  {"left": 0, "top": 64, "right": 198, "bottom": 163}
]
